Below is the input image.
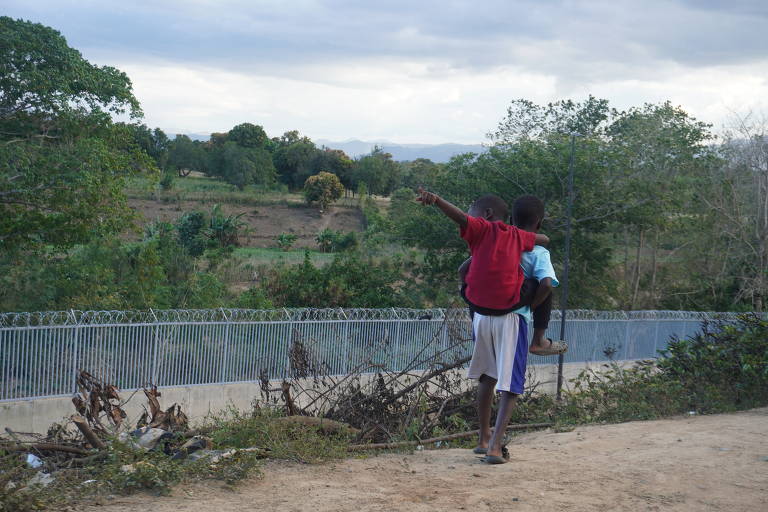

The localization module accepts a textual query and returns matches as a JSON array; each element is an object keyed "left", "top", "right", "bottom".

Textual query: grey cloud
[{"left": 3, "top": 0, "right": 766, "bottom": 83}]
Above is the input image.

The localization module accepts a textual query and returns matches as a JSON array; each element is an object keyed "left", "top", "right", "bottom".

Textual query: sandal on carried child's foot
[{"left": 530, "top": 338, "right": 568, "bottom": 356}]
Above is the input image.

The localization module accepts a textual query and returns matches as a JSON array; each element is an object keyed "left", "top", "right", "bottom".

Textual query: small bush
[
  {"left": 159, "top": 171, "right": 175, "bottom": 191},
  {"left": 303, "top": 171, "right": 344, "bottom": 211},
  {"left": 275, "top": 232, "right": 298, "bottom": 251},
  {"left": 315, "top": 228, "right": 358, "bottom": 252}
]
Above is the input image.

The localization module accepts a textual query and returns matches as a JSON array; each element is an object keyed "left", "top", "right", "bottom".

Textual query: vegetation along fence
[{"left": 0, "top": 309, "right": 736, "bottom": 402}]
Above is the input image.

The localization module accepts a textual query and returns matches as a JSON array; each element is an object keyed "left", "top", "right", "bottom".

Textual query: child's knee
[{"left": 479, "top": 374, "right": 497, "bottom": 384}]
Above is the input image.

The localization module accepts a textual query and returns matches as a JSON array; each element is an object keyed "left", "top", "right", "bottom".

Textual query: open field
[
  {"left": 86, "top": 408, "right": 767, "bottom": 512},
  {"left": 126, "top": 200, "right": 364, "bottom": 249},
  {"left": 124, "top": 176, "right": 371, "bottom": 251}
]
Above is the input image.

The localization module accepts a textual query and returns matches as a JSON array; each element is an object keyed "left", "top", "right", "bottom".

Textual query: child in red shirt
[{"left": 417, "top": 188, "right": 548, "bottom": 464}]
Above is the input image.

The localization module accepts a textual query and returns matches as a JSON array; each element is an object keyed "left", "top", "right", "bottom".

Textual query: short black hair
[
  {"left": 471, "top": 194, "right": 509, "bottom": 221},
  {"left": 512, "top": 195, "right": 545, "bottom": 227}
]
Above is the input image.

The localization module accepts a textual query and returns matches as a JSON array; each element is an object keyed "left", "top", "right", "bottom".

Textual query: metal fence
[{"left": 0, "top": 308, "right": 739, "bottom": 402}]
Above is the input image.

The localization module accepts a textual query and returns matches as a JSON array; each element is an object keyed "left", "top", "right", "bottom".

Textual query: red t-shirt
[{"left": 460, "top": 216, "right": 537, "bottom": 310}]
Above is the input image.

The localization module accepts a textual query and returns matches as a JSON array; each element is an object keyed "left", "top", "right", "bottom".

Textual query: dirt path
[{"left": 89, "top": 408, "right": 767, "bottom": 512}]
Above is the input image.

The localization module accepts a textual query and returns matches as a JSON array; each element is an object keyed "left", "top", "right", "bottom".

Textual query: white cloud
[{"left": 5, "top": 0, "right": 768, "bottom": 142}]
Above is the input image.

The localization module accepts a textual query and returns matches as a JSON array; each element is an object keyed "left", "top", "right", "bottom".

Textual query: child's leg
[
  {"left": 487, "top": 391, "right": 518, "bottom": 458},
  {"left": 529, "top": 288, "right": 553, "bottom": 347},
  {"left": 476, "top": 374, "right": 496, "bottom": 450},
  {"left": 529, "top": 292, "right": 568, "bottom": 355}
]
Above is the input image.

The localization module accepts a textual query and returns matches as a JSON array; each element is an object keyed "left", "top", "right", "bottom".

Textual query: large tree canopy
[{"left": 0, "top": 17, "right": 150, "bottom": 251}]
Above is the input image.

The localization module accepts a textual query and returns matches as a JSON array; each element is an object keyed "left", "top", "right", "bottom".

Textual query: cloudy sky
[{"left": 5, "top": 0, "right": 768, "bottom": 143}]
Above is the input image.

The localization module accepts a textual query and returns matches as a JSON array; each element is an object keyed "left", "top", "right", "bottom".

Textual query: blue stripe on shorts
[{"left": 509, "top": 316, "right": 529, "bottom": 394}]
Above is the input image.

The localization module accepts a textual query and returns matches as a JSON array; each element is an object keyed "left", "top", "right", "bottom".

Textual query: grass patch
[{"left": 125, "top": 176, "right": 303, "bottom": 206}]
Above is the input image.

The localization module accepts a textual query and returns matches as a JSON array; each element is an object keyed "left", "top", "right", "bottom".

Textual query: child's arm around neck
[{"left": 416, "top": 187, "right": 468, "bottom": 228}]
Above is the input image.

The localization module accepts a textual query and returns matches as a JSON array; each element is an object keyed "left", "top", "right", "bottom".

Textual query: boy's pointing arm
[{"left": 416, "top": 187, "right": 468, "bottom": 229}]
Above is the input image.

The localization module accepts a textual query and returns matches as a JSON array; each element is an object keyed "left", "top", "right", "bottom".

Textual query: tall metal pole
[{"left": 556, "top": 134, "right": 576, "bottom": 400}]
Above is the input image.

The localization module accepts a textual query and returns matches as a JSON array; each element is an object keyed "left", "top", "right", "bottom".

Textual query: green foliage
[
  {"left": 511, "top": 315, "right": 768, "bottom": 427},
  {"left": 167, "top": 134, "right": 207, "bottom": 176},
  {"left": 315, "top": 228, "right": 358, "bottom": 252},
  {"left": 227, "top": 122, "right": 269, "bottom": 149},
  {"left": 159, "top": 170, "right": 175, "bottom": 191},
  {"left": 261, "top": 252, "right": 414, "bottom": 307},
  {"left": 0, "top": 17, "right": 150, "bottom": 252},
  {"left": 303, "top": 171, "right": 345, "bottom": 210},
  {"left": 352, "top": 147, "right": 400, "bottom": 196},
  {"left": 208, "top": 204, "right": 247, "bottom": 247},
  {"left": 235, "top": 286, "right": 274, "bottom": 309},
  {"left": 176, "top": 212, "right": 208, "bottom": 256},
  {"left": 209, "top": 142, "right": 276, "bottom": 190},
  {"left": 658, "top": 315, "right": 768, "bottom": 411},
  {"left": 0, "top": 227, "right": 232, "bottom": 311},
  {"left": 204, "top": 408, "right": 350, "bottom": 462},
  {"left": 275, "top": 232, "right": 298, "bottom": 251}
]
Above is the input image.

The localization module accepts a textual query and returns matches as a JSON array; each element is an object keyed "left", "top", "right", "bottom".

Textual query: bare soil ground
[
  {"left": 89, "top": 408, "right": 767, "bottom": 512},
  {"left": 127, "top": 199, "right": 365, "bottom": 248}
]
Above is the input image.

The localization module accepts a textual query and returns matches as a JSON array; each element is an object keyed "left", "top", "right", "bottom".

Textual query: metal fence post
[
  {"left": 219, "top": 308, "right": 231, "bottom": 383},
  {"left": 341, "top": 309, "right": 351, "bottom": 375},
  {"left": 69, "top": 310, "right": 80, "bottom": 394},
  {"left": 150, "top": 309, "right": 160, "bottom": 386},
  {"left": 623, "top": 320, "right": 630, "bottom": 360}
]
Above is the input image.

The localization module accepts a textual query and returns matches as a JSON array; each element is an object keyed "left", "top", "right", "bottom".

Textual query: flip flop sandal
[
  {"left": 472, "top": 447, "right": 488, "bottom": 454},
  {"left": 530, "top": 339, "right": 568, "bottom": 356},
  {"left": 483, "top": 455, "right": 508, "bottom": 464}
]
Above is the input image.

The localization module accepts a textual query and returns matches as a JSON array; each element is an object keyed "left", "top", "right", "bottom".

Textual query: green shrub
[
  {"left": 315, "top": 228, "right": 358, "bottom": 252},
  {"left": 658, "top": 314, "right": 768, "bottom": 412},
  {"left": 159, "top": 171, "right": 175, "bottom": 191},
  {"left": 176, "top": 211, "right": 208, "bottom": 256},
  {"left": 275, "top": 232, "right": 298, "bottom": 251},
  {"left": 261, "top": 252, "right": 414, "bottom": 307}
]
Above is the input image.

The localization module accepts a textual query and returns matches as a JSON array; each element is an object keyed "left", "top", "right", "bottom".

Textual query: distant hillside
[
  {"left": 175, "top": 133, "right": 210, "bottom": 142},
  {"left": 316, "top": 139, "right": 486, "bottom": 163}
]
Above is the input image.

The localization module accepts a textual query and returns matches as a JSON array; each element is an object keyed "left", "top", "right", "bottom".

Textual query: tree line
[{"left": 2, "top": 16, "right": 767, "bottom": 313}]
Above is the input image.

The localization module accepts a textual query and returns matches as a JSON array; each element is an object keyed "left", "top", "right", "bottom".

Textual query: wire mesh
[{"left": 0, "top": 308, "right": 745, "bottom": 401}]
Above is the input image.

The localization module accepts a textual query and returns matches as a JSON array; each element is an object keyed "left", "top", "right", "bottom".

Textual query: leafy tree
[
  {"left": 312, "top": 148, "right": 354, "bottom": 189},
  {"left": 0, "top": 17, "right": 151, "bottom": 251},
  {"left": 303, "top": 171, "right": 345, "bottom": 211},
  {"left": 210, "top": 141, "right": 276, "bottom": 189},
  {"left": 167, "top": 134, "right": 207, "bottom": 176},
  {"left": 126, "top": 124, "right": 170, "bottom": 169},
  {"left": 352, "top": 147, "right": 401, "bottom": 196},
  {"left": 274, "top": 138, "right": 318, "bottom": 189},
  {"left": 227, "top": 122, "right": 269, "bottom": 149}
]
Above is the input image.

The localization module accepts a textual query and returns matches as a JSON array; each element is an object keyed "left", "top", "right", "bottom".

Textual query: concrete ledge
[{"left": 0, "top": 360, "right": 640, "bottom": 434}]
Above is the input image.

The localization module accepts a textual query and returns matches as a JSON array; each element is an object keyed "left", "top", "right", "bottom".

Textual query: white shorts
[{"left": 467, "top": 312, "right": 529, "bottom": 394}]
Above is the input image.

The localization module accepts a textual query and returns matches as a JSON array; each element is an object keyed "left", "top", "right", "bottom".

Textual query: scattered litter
[
  {"left": 25, "top": 453, "right": 43, "bottom": 468},
  {"left": 27, "top": 472, "right": 54, "bottom": 487}
]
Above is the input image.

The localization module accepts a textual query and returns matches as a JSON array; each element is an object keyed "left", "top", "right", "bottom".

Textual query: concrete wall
[{"left": 0, "top": 360, "right": 638, "bottom": 434}]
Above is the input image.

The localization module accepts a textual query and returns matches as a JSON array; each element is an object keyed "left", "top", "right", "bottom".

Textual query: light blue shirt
[{"left": 514, "top": 245, "right": 559, "bottom": 325}]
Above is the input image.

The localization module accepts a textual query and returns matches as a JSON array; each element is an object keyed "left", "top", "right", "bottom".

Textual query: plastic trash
[{"left": 25, "top": 454, "right": 43, "bottom": 468}]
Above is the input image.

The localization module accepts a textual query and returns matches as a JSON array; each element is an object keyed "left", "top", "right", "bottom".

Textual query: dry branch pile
[{"left": 257, "top": 316, "right": 548, "bottom": 444}]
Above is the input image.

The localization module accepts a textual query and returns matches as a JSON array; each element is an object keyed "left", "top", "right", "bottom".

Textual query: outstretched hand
[{"left": 416, "top": 187, "right": 439, "bottom": 206}]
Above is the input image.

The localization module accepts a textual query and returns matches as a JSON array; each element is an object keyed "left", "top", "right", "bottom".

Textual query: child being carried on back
[
  {"left": 458, "top": 195, "right": 567, "bottom": 356},
  {"left": 416, "top": 187, "right": 547, "bottom": 464}
]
